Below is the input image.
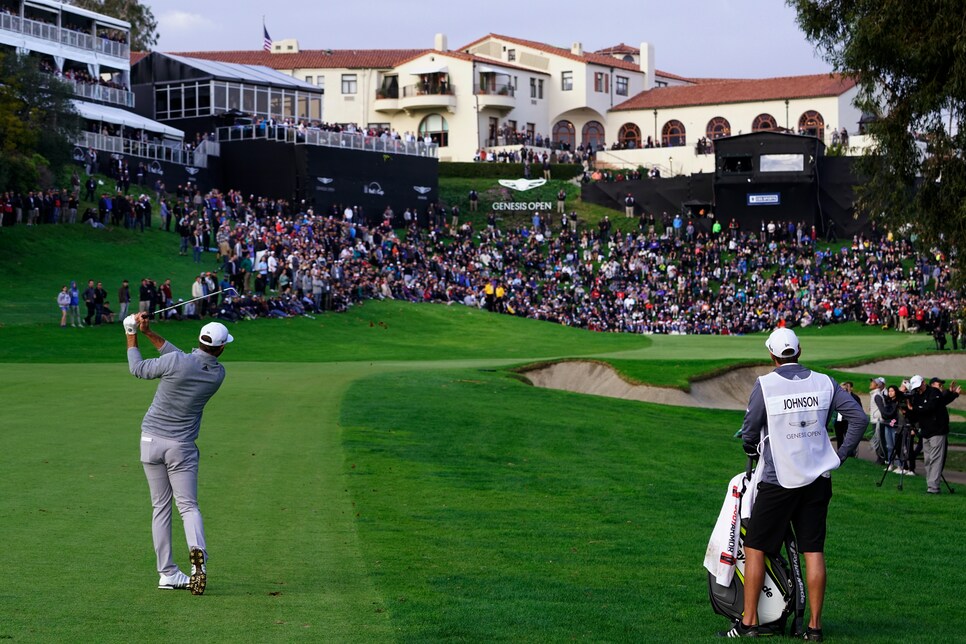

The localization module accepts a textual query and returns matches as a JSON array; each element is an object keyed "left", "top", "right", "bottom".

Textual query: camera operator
[{"left": 903, "top": 375, "right": 961, "bottom": 494}]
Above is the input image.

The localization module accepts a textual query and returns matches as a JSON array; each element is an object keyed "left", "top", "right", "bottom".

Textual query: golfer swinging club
[
  {"left": 719, "top": 328, "right": 867, "bottom": 639},
  {"left": 124, "top": 311, "right": 233, "bottom": 594}
]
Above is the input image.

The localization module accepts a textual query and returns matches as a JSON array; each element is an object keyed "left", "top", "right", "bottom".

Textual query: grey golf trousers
[{"left": 141, "top": 434, "right": 207, "bottom": 575}]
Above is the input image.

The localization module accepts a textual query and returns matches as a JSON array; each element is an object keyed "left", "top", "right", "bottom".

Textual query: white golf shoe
[
  {"left": 189, "top": 547, "right": 207, "bottom": 595},
  {"left": 158, "top": 570, "right": 190, "bottom": 590}
]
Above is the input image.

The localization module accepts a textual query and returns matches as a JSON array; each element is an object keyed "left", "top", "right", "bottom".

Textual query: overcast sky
[{"left": 146, "top": 0, "right": 833, "bottom": 79}]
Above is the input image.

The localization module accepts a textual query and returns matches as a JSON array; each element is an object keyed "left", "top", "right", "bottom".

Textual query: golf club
[{"left": 152, "top": 287, "right": 238, "bottom": 318}]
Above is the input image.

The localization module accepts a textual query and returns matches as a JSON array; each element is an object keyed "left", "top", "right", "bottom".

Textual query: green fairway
[{"left": 0, "top": 226, "right": 962, "bottom": 642}]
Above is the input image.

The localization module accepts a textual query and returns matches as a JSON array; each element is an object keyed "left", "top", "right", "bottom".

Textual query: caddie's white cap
[
  {"left": 908, "top": 374, "right": 924, "bottom": 390},
  {"left": 199, "top": 322, "right": 234, "bottom": 347},
  {"left": 765, "top": 327, "right": 800, "bottom": 358}
]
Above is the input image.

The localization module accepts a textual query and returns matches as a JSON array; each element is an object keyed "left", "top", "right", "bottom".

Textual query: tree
[
  {"left": 790, "top": 1, "right": 966, "bottom": 277},
  {"left": 69, "top": 0, "right": 158, "bottom": 51},
  {"left": 0, "top": 53, "right": 80, "bottom": 192}
]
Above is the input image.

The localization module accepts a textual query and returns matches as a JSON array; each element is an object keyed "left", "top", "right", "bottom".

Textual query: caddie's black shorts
[{"left": 744, "top": 476, "right": 832, "bottom": 554}]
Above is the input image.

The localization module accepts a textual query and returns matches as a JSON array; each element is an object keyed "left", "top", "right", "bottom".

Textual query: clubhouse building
[{"left": 143, "top": 33, "right": 865, "bottom": 175}]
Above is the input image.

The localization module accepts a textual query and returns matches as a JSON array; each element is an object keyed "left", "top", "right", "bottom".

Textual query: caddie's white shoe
[
  {"left": 189, "top": 547, "right": 206, "bottom": 595},
  {"left": 158, "top": 570, "right": 190, "bottom": 589}
]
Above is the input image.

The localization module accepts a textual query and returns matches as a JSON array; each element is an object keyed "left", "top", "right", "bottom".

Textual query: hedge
[{"left": 438, "top": 162, "right": 583, "bottom": 180}]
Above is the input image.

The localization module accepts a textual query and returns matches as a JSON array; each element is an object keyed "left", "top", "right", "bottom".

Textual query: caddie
[{"left": 718, "top": 328, "right": 867, "bottom": 640}]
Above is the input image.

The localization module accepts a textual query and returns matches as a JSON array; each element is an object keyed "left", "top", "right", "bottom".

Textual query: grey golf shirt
[
  {"left": 741, "top": 363, "right": 868, "bottom": 486},
  {"left": 128, "top": 341, "right": 226, "bottom": 442}
]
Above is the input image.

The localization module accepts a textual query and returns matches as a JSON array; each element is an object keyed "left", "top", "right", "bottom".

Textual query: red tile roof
[
  {"left": 160, "top": 49, "right": 427, "bottom": 70},
  {"left": 130, "top": 51, "right": 148, "bottom": 66},
  {"left": 460, "top": 33, "right": 643, "bottom": 72},
  {"left": 594, "top": 43, "right": 639, "bottom": 55},
  {"left": 611, "top": 73, "right": 856, "bottom": 111},
  {"left": 392, "top": 49, "right": 550, "bottom": 75}
]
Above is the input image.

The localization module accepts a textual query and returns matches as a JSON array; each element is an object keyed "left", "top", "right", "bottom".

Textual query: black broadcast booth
[
  {"left": 131, "top": 52, "right": 438, "bottom": 222},
  {"left": 712, "top": 131, "right": 863, "bottom": 237},
  {"left": 583, "top": 131, "right": 863, "bottom": 238}
]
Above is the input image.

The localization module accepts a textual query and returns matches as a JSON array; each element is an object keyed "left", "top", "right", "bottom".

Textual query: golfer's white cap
[
  {"left": 765, "top": 327, "right": 800, "bottom": 358},
  {"left": 199, "top": 322, "right": 234, "bottom": 347},
  {"left": 909, "top": 374, "right": 924, "bottom": 390}
]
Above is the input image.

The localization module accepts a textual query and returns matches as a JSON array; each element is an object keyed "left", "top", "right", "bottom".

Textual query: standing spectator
[
  {"left": 118, "top": 279, "right": 131, "bottom": 321},
  {"left": 468, "top": 189, "right": 478, "bottom": 212},
  {"left": 93, "top": 281, "right": 107, "bottom": 325},
  {"left": 868, "top": 377, "right": 889, "bottom": 464},
  {"left": 624, "top": 193, "right": 635, "bottom": 218},
  {"left": 557, "top": 189, "right": 567, "bottom": 215},
  {"left": 193, "top": 228, "right": 204, "bottom": 263},
  {"left": 57, "top": 286, "right": 70, "bottom": 327},
  {"left": 138, "top": 278, "right": 152, "bottom": 314},
  {"left": 83, "top": 279, "right": 97, "bottom": 326},
  {"left": 191, "top": 276, "right": 206, "bottom": 319},
  {"left": 905, "top": 375, "right": 961, "bottom": 494},
  {"left": 178, "top": 213, "right": 191, "bottom": 255}
]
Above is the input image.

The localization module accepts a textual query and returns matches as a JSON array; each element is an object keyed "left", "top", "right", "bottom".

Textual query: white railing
[
  {"left": 77, "top": 131, "right": 207, "bottom": 168},
  {"left": 60, "top": 27, "right": 94, "bottom": 50},
  {"left": 216, "top": 124, "right": 438, "bottom": 158},
  {"left": 95, "top": 36, "right": 128, "bottom": 59},
  {"left": 65, "top": 79, "right": 135, "bottom": 108},
  {"left": 0, "top": 13, "right": 129, "bottom": 60}
]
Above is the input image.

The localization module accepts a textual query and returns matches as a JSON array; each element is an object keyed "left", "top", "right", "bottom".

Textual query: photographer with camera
[{"left": 904, "top": 375, "right": 961, "bottom": 494}]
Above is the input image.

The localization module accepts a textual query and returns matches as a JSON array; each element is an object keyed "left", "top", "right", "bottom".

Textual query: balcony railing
[
  {"left": 216, "top": 124, "right": 438, "bottom": 158},
  {"left": 65, "top": 79, "right": 135, "bottom": 108},
  {"left": 95, "top": 36, "right": 128, "bottom": 59},
  {"left": 473, "top": 83, "right": 515, "bottom": 97},
  {"left": 0, "top": 12, "right": 129, "bottom": 60},
  {"left": 77, "top": 131, "right": 209, "bottom": 168},
  {"left": 401, "top": 84, "right": 455, "bottom": 98},
  {"left": 60, "top": 26, "right": 94, "bottom": 50}
]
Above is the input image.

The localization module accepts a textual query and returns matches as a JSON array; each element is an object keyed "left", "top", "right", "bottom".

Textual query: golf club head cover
[{"left": 123, "top": 315, "right": 139, "bottom": 335}]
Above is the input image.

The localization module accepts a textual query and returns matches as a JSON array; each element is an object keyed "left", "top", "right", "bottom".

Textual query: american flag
[{"left": 263, "top": 26, "right": 272, "bottom": 52}]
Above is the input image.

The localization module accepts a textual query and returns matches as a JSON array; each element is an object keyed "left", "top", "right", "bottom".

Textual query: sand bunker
[
  {"left": 839, "top": 354, "right": 966, "bottom": 381},
  {"left": 523, "top": 354, "right": 966, "bottom": 414},
  {"left": 523, "top": 361, "right": 772, "bottom": 410}
]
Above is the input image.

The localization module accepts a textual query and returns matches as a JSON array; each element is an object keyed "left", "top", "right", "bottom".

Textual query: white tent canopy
[
  {"left": 409, "top": 64, "right": 449, "bottom": 75},
  {"left": 72, "top": 100, "right": 184, "bottom": 139},
  {"left": 476, "top": 66, "right": 510, "bottom": 75}
]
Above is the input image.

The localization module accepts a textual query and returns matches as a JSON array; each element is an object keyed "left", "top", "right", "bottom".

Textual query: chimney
[
  {"left": 640, "top": 41, "right": 655, "bottom": 90},
  {"left": 571, "top": 41, "right": 583, "bottom": 56},
  {"left": 434, "top": 33, "right": 448, "bottom": 52}
]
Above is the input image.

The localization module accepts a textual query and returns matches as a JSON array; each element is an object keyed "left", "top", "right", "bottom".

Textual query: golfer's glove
[
  {"left": 123, "top": 315, "right": 138, "bottom": 335},
  {"left": 743, "top": 443, "right": 759, "bottom": 459}
]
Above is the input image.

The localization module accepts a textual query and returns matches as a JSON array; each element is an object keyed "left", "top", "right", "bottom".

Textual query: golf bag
[{"left": 706, "top": 458, "right": 805, "bottom": 636}]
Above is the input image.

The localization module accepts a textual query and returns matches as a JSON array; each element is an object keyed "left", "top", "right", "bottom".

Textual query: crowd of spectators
[
  {"left": 16, "top": 170, "right": 961, "bottom": 339},
  {"left": 39, "top": 59, "right": 129, "bottom": 92},
  {"left": 62, "top": 187, "right": 955, "bottom": 340}
]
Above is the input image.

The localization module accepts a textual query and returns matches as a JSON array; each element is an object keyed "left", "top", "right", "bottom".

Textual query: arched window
[
  {"left": 418, "top": 113, "right": 449, "bottom": 147},
  {"left": 798, "top": 110, "right": 825, "bottom": 140},
  {"left": 553, "top": 120, "right": 575, "bottom": 150},
  {"left": 705, "top": 117, "right": 731, "bottom": 140},
  {"left": 662, "top": 119, "right": 686, "bottom": 147},
  {"left": 621, "top": 54, "right": 634, "bottom": 63},
  {"left": 582, "top": 120, "right": 605, "bottom": 150},
  {"left": 618, "top": 123, "right": 641, "bottom": 149},
  {"left": 752, "top": 113, "right": 777, "bottom": 132}
]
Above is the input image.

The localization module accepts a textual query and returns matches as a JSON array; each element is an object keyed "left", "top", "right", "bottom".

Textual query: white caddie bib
[{"left": 759, "top": 371, "right": 841, "bottom": 488}]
